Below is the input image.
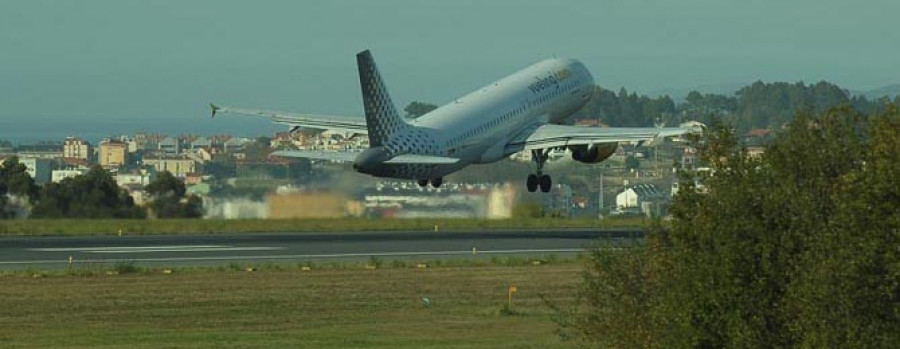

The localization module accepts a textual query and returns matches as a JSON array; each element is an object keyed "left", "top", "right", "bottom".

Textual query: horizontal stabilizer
[
  {"left": 383, "top": 154, "right": 460, "bottom": 164},
  {"left": 271, "top": 150, "right": 359, "bottom": 162}
]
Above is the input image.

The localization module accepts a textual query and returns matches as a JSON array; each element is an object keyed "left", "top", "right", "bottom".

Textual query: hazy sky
[{"left": 1, "top": 0, "right": 898, "bottom": 134}]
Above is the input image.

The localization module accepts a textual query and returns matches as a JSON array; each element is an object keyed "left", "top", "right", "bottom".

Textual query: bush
[{"left": 554, "top": 106, "right": 900, "bottom": 347}]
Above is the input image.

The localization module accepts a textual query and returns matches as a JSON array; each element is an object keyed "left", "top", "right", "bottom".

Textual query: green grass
[
  {"left": 0, "top": 259, "right": 582, "bottom": 348},
  {"left": 0, "top": 217, "right": 647, "bottom": 236}
]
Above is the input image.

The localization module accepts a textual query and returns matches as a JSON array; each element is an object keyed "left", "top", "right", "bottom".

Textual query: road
[{"left": 0, "top": 228, "right": 644, "bottom": 269}]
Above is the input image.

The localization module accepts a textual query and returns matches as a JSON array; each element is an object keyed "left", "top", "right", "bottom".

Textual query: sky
[{"left": 1, "top": 0, "right": 898, "bottom": 141}]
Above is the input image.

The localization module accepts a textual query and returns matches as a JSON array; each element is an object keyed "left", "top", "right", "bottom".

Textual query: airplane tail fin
[{"left": 356, "top": 50, "right": 407, "bottom": 147}]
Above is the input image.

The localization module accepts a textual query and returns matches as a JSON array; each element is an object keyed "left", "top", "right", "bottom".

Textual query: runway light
[
  {"left": 416, "top": 263, "right": 428, "bottom": 269},
  {"left": 245, "top": 267, "right": 256, "bottom": 272},
  {"left": 301, "top": 266, "right": 311, "bottom": 271},
  {"left": 365, "top": 265, "right": 377, "bottom": 270},
  {"left": 162, "top": 269, "right": 173, "bottom": 274}
]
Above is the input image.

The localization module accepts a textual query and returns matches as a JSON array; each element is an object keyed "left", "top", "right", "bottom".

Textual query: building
[
  {"left": 51, "top": 168, "right": 88, "bottom": 183},
  {"left": 616, "top": 183, "right": 665, "bottom": 208},
  {"left": 271, "top": 132, "right": 294, "bottom": 148},
  {"left": 19, "top": 157, "right": 53, "bottom": 184},
  {"left": 158, "top": 137, "right": 181, "bottom": 155},
  {"left": 63, "top": 137, "right": 91, "bottom": 161},
  {"left": 747, "top": 145, "right": 765, "bottom": 159},
  {"left": 184, "top": 173, "right": 204, "bottom": 185},
  {"left": 186, "top": 183, "right": 211, "bottom": 196},
  {"left": 224, "top": 137, "right": 248, "bottom": 152},
  {"left": 681, "top": 146, "right": 698, "bottom": 170},
  {"left": 115, "top": 167, "right": 157, "bottom": 187},
  {"left": 193, "top": 147, "right": 219, "bottom": 162},
  {"left": 16, "top": 143, "right": 62, "bottom": 160},
  {"left": 744, "top": 128, "right": 773, "bottom": 146},
  {"left": 191, "top": 137, "right": 212, "bottom": 149},
  {"left": 142, "top": 155, "right": 197, "bottom": 178},
  {"left": 99, "top": 140, "right": 128, "bottom": 168},
  {"left": 615, "top": 183, "right": 667, "bottom": 217}
]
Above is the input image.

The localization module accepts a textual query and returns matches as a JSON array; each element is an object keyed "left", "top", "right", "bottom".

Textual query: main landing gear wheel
[
  {"left": 526, "top": 174, "right": 538, "bottom": 192},
  {"left": 417, "top": 179, "right": 429, "bottom": 188},
  {"left": 430, "top": 177, "right": 443, "bottom": 188},
  {"left": 539, "top": 174, "right": 552, "bottom": 193}
]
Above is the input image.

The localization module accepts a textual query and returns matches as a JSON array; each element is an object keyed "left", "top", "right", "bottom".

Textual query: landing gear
[
  {"left": 539, "top": 174, "right": 551, "bottom": 193},
  {"left": 417, "top": 177, "right": 443, "bottom": 188},
  {"left": 527, "top": 174, "right": 538, "bottom": 192},
  {"left": 526, "top": 149, "right": 553, "bottom": 193}
]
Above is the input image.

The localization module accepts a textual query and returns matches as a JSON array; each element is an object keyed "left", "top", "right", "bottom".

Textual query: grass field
[
  {"left": 0, "top": 217, "right": 647, "bottom": 236},
  {"left": 0, "top": 261, "right": 582, "bottom": 348}
]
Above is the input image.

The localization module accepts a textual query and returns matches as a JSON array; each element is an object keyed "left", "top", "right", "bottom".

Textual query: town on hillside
[{"left": 0, "top": 126, "right": 776, "bottom": 220}]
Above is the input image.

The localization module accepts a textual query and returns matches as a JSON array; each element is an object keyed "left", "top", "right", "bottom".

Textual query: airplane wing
[
  {"left": 271, "top": 150, "right": 360, "bottom": 162},
  {"left": 505, "top": 123, "right": 703, "bottom": 153},
  {"left": 383, "top": 154, "right": 460, "bottom": 164},
  {"left": 211, "top": 104, "right": 368, "bottom": 134},
  {"left": 272, "top": 150, "right": 459, "bottom": 165}
]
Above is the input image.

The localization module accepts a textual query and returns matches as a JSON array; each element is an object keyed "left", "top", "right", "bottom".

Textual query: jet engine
[{"left": 570, "top": 143, "right": 618, "bottom": 164}]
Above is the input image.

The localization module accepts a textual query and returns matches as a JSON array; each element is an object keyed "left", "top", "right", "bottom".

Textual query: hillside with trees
[{"left": 564, "top": 81, "right": 897, "bottom": 133}]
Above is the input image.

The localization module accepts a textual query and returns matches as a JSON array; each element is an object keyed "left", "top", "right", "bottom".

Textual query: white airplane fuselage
[{"left": 353, "top": 58, "right": 595, "bottom": 179}]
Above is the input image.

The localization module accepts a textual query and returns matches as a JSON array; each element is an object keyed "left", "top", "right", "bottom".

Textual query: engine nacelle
[{"left": 571, "top": 143, "right": 618, "bottom": 164}]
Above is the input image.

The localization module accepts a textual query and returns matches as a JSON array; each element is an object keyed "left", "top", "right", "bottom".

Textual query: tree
[
  {"left": 146, "top": 171, "right": 202, "bottom": 218},
  {"left": 31, "top": 166, "right": 145, "bottom": 219},
  {"left": 624, "top": 155, "right": 640, "bottom": 170},
  {"left": 403, "top": 101, "right": 438, "bottom": 119},
  {"left": 1, "top": 157, "right": 38, "bottom": 199},
  {"left": 202, "top": 154, "right": 237, "bottom": 179},
  {"left": 1, "top": 157, "right": 39, "bottom": 218},
  {"left": 554, "top": 105, "right": 900, "bottom": 347}
]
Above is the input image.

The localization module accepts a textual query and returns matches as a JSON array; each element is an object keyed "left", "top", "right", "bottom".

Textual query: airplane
[{"left": 211, "top": 50, "right": 700, "bottom": 193}]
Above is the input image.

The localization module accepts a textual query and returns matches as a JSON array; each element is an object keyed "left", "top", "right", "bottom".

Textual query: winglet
[{"left": 210, "top": 103, "right": 220, "bottom": 118}]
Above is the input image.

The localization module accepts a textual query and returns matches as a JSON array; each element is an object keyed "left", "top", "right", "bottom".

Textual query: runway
[{"left": 0, "top": 228, "right": 644, "bottom": 269}]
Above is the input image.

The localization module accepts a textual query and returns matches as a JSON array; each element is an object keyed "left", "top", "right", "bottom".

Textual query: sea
[{"left": 0, "top": 115, "right": 282, "bottom": 145}]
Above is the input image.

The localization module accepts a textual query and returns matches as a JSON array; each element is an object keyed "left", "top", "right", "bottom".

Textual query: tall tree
[
  {"left": 0, "top": 157, "right": 39, "bottom": 218},
  {"left": 146, "top": 171, "right": 202, "bottom": 218},
  {"left": 31, "top": 166, "right": 144, "bottom": 218},
  {"left": 0, "top": 157, "right": 38, "bottom": 199}
]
